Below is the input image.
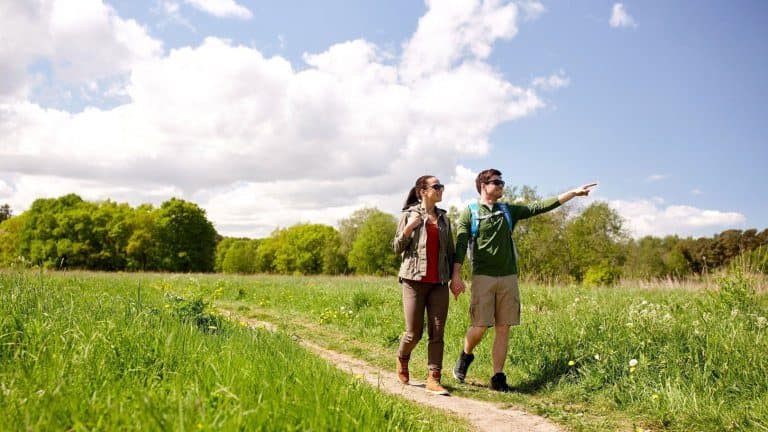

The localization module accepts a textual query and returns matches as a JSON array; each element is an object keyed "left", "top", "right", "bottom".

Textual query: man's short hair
[{"left": 476, "top": 169, "right": 502, "bottom": 193}]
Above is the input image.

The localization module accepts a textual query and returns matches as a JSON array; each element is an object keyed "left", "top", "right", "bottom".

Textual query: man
[{"left": 449, "top": 168, "right": 596, "bottom": 392}]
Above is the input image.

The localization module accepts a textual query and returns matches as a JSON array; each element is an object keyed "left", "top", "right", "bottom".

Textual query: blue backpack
[{"left": 467, "top": 201, "right": 517, "bottom": 263}]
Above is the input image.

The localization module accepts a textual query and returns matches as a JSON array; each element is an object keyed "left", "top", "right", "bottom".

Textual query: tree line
[{"left": 1, "top": 191, "right": 765, "bottom": 281}]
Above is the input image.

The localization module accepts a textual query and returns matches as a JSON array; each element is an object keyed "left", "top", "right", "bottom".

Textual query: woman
[{"left": 392, "top": 175, "right": 458, "bottom": 395}]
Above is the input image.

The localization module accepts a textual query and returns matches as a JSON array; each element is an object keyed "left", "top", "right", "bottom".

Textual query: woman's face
[{"left": 421, "top": 177, "right": 444, "bottom": 203}]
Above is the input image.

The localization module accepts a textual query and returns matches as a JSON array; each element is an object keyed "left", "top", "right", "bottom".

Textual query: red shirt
[{"left": 421, "top": 221, "right": 440, "bottom": 283}]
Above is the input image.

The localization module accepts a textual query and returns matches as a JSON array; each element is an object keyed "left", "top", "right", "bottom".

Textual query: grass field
[
  {"left": 0, "top": 271, "right": 470, "bottom": 431},
  {"left": 2, "top": 269, "right": 766, "bottom": 431}
]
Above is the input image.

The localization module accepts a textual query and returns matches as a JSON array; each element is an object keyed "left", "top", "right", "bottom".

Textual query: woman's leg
[
  {"left": 425, "top": 283, "right": 449, "bottom": 372},
  {"left": 397, "top": 279, "right": 427, "bottom": 359}
]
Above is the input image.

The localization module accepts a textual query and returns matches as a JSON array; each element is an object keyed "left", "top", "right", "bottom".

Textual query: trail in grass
[{"left": 218, "top": 308, "right": 563, "bottom": 432}]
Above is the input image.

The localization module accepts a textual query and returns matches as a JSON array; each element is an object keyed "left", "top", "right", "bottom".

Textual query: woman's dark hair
[{"left": 402, "top": 175, "right": 435, "bottom": 210}]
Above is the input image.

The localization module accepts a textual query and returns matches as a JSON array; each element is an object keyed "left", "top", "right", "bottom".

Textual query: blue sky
[{"left": 1, "top": 0, "right": 765, "bottom": 238}]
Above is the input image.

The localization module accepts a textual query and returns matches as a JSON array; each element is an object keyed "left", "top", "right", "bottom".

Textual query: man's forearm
[{"left": 558, "top": 190, "right": 577, "bottom": 204}]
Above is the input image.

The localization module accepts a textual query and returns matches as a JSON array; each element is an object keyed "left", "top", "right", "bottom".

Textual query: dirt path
[{"left": 218, "top": 309, "right": 563, "bottom": 432}]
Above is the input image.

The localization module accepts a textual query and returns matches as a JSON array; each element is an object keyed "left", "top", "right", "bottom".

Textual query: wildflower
[
  {"left": 652, "top": 393, "right": 659, "bottom": 400},
  {"left": 630, "top": 367, "right": 636, "bottom": 373},
  {"left": 731, "top": 308, "right": 739, "bottom": 318},
  {"left": 629, "top": 359, "right": 638, "bottom": 367},
  {"left": 594, "top": 354, "right": 601, "bottom": 361},
  {"left": 756, "top": 316, "right": 767, "bottom": 329},
  {"left": 568, "top": 360, "right": 575, "bottom": 366},
  {"left": 164, "top": 304, "right": 170, "bottom": 309}
]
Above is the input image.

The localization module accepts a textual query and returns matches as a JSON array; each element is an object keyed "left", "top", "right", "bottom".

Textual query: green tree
[
  {"left": 503, "top": 185, "right": 574, "bottom": 283},
  {"left": 155, "top": 198, "right": 217, "bottom": 272},
  {"left": 254, "top": 234, "right": 279, "bottom": 273},
  {"left": 126, "top": 205, "right": 159, "bottom": 271},
  {"left": 564, "top": 202, "right": 628, "bottom": 283},
  {"left": 221, "top": 239, "right": 261, "bottom": 274},
  {"left": 337, "top": 207, "right": 382, "bottom": 272},
  {"left": 272, "top": 224, "right": 343, "bottom": 275},
  {"left": 0, "top": 204, "right": 11, "bottom": 223},
  {"left": 214, "top": 237, "right": 238, "bottom": 272},
  {"left": 348, "top": 212, "right": 399, "bottom": 275},
  {"left": 0, "top": 214, "right": 25, "bottom": 267}
]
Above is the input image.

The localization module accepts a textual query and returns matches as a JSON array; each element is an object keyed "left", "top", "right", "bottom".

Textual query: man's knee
[{"left": 494, "top": 324, "right": 510, "bottom": 336}]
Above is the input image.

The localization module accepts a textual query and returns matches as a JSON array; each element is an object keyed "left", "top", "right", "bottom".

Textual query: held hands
[{"left": 449, "top": 276, "right": 465, "bottom": 300}]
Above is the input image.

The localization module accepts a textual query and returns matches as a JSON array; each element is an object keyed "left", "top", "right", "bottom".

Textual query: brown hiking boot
[
  {"left": 426, "top": 370, "right": 449, "bottom": 395},
  {"left": 396, "top": 357, "right": 409, "bottom": 384}
]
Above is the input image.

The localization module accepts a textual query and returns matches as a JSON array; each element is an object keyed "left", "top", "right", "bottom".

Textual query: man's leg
[
  {"left": 489, "top": 275, "right": 519, "bottom": 392},
  {"left": 492, "top": 324, "right": 510, "bottom": 373},
  {"left": 464, "top": 326, "right": 487, "bottom": 354},
  {"left": 454, "top": 275, "right": 495, "bottom": 382}
]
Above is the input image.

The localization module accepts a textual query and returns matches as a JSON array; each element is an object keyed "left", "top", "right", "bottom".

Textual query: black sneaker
[
  {"left": 490, "top": 372, "right": 513, "bottom": 392},
  {"left": 452, "top": 351, "right": 474, "bottom": 383}
]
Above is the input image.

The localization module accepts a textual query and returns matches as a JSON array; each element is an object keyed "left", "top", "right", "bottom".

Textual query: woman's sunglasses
[{"left": 425, "top": 184, "right": 445, "bottom": 191}]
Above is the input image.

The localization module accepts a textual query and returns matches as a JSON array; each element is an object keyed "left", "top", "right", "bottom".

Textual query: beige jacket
[{"left": 393, "top": 205, "right": 455, "bottom": 283}]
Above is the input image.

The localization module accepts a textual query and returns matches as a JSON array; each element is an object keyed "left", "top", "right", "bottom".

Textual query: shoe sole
[
  {"left": 452, "top": 369, "right": 464, "bottom": 383},
  {"left": 426, "top": 388, "right": 450, "bottom": 396}
]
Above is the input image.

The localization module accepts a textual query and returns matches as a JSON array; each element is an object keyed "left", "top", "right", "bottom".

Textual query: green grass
[
  {"left": 0, "top": 271, "right": 470, "bottom": 431},
  {"left": 156, "top": 271, "right": 767, "bottom": 432},
  {"left": 4, "top": 270, "right": 767, "bottom": 431}
]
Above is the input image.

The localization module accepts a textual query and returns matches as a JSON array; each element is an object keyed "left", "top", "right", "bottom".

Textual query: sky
[{"left": 1, "top": 0, "right": 766, "bottom": 239}]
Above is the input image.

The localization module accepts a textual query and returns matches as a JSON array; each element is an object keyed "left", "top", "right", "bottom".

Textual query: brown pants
[{"left": 397, "top": 279, "right": 449, "bottom": 372}]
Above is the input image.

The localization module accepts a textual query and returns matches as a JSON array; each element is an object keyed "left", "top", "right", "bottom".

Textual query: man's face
[{"left": 483, "top": 175, "right": 505, "bottom": 200}]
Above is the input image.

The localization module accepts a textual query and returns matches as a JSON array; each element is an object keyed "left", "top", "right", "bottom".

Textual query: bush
[{"left": 583, "top": 262, "right": 621, "bottom": 287}]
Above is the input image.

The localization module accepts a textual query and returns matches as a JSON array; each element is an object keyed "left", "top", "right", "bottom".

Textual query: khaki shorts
[{"left": 469, "top": 274, "right": 520, "bottom": 327}]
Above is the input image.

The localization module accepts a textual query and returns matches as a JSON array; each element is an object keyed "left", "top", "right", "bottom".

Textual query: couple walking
[{"left": 393, "top": 169, "right": 596, "bottom": 395}]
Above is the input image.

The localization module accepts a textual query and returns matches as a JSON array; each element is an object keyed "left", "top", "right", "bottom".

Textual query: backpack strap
[
  {"left": 497, "top": 202, "right": 514, "bottom": 232},
  {"left": 468, "top": 202, "right": 481, "bottom": 241}
]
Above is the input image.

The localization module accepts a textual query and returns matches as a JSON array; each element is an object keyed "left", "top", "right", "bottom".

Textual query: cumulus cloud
[
  {"left": 0, "top": 0, "right": 162, "bottom": 102},
  {"left": 184, "top": 0, "right": 252, "bottom": 19},
  {"left": 610, "top": 3, "right": 637, "bottom": 28},
  {"left": 532, "top": 70, "right": 570, "bottom": 91},
  {"left": 400, "top": 0, "right": 520, "bottom": 82},
  {"left": 609, "top": 199, "right": 745, "bottom": 237},
  {"left": 1, "top": 0, "right": 556, "bottom": 237}
]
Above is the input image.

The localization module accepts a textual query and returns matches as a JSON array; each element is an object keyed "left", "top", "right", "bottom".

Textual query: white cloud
[
  {"left": 0, "top": 0, "right": 162, "bottom": 102},
  {"left": 691, "top": 188, "right": 702, "bottom": 195},
  {"left": 184, "top": 0, "right": 252, "bottom": 19},
  {"left": 517, "top": 0, "right": 546, "bottom": 21},
  {"left": 400, "top": 0, "right": 520, "bottom": 82},
  {"left": 646, "top": 173, "right": 668, "bottom": 182},
  {"left": 1, "top": 0, "right": 549, "bottom": 237},
  {"left": 0, "top": 179, "right": 13, "bottom": 197},
  {"left": 608, "top": 199, "right": 746, "bottom": 237},
  {"left": 610, "top": 3, "right": 637, "bottom": 28},
  {"left": 532, "top": 70, "right": 570, "bottom": 91}
]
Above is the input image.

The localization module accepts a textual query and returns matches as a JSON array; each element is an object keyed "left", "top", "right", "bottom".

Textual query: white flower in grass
[
  {"left": 629, "top": 359, "right": 638, "bottom": 367},
  {"left": 757, "top": 316, "right": 767, "bottom": 329},
  {"left": 594, "top": 354, "right": 601, "bottom": 361}
]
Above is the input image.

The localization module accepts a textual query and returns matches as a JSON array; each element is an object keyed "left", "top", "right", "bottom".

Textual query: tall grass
[
  {"left": 0, "top": 271, "right": 469, "bottom": 431},
  {"left": 182, "top": 271, "right": 767, "bottom": 431}
]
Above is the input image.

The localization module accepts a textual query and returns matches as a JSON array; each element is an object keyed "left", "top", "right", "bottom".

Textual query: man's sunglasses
[
  {"left": 425, "top": 184, "right": 445, "bottom": 191},
  {"left": 485, "top": 179, "right": 505, "bottom": 186}
]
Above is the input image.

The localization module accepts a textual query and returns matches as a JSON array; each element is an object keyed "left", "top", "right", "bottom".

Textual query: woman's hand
[
  {"left": 404, "top": 212, "right": 422, "bottom": 236},
  {"left": 449, "top": 276, "right": 465, "bottom": 300}
]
